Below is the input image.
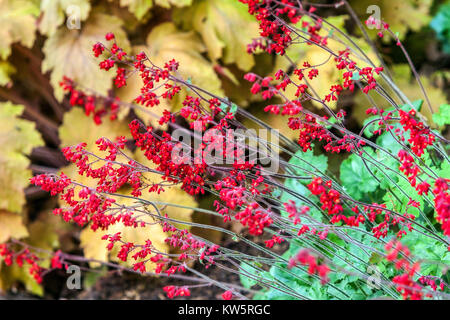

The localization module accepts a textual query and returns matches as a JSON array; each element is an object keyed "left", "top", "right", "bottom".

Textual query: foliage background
[{"left": 0, "top": 0, "right": 448, "bottom": 298}]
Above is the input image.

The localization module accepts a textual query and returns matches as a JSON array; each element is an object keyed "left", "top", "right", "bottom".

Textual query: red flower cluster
[
  {"left": 288, "top": 249, "right": 330, "bottom": 284},
  {"left": 264, "top": 235, "right": 284, "bottom": 248},
  {"left": 235, "top": 202, "right": 273, "bottom": 236},
  {"left": 307, "top": 178, "right": 343, "bottom": 215},
  {"left": 433, "top": 178, "right": 450, "bottom": 237},
  {"left": 129, "top": 120, "right": 207, "bottom": 196},
  {"left": 288, "top": 115, "right": 332, "bottom": 152}
]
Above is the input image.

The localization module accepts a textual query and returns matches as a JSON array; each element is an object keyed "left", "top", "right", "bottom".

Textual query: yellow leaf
[
  {"left": 174, "top": 0, "right": 258, "bottom": 71},
  {"left": 38, "top": 0, "right": 91, "bottom": 36},
  {"left": 353, "top": 64, "right": 447, "bottom": 124},
  {"left": 60, "top": 107, "right": 131, "bottom": 150},
  {"left": 147, "top": 22, "right": 223, "bottom": 97},
  {"left": 60, "top": 108, "right": 195, "bottom": 270},
  {"left": 285, "top": 16, "right": 379, "bottom": 109},
  {"left": 79, "top": 166, "right": 196, "bottom": 270},
  {"left": 0, "top": 0, "right": 39, "bottom": 60},
  {"left": 0, "top": 210, "right": 28, "bottom": 243},
  {"left": 155, "top": 0, "right": 192, "bottom": 9},
  {"left": 42, "top": 12, "right": 131, "bottom": 101},
  {"left": 0, "top": 102, "right": 44, "bottom": 213},
  {"left": 243, "top": 109, "right": 298, "bottom": 143},
  {"left": 117, "top": 22, "right": 223, "bottom": 126}
]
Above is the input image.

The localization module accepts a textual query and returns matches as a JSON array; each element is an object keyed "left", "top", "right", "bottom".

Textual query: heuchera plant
[{"left": 1, "top": 0, "right": 449, "bottom": 300}]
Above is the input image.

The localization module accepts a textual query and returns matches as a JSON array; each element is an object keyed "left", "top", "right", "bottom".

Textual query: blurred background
[{"left": 0, "top": 0, "right": 449, "bottom": 299}]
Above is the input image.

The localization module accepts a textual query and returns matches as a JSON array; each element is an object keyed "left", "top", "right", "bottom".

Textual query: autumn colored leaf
[
  {"left": 59, "top": 108, "right": 195, "bottom": 270},
  {"left": 0, "top": 211, "right": 61, "bottom": 296},
  {"left": 26, "top": 212, "right": 61, "bottom": 252},
  {"left": 0, "top": 61, "right": 15, "bottom": 86},
  {"left": 42, "top": 12, "right": 131, "bottom": 101},
  {"left": 351, "top": 0, "right": 432, "bottom": 41},
  {"left": 38, "top": 0, "right": 91, "bottom": 36},
  {"left": 174, "top": 0, "right": 258, "bottom": 71},
  {"left": 117, "top": 22, "right": 223, "bottom": 126},
  {"left": 112, "top": 0, "right": 192, "bottom": 21},
  {"left": 0, "top": 0, "right": 39, "bottom": 60}
]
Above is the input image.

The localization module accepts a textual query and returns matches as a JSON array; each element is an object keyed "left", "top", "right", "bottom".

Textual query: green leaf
[
  {"left": 279, "top": 147, "right": 327, "bottom": 218},
  {"left": 218, "top": 102, "right": 238, "bottom": 116},
  {"left": 438, "top": 160, "right": 450, "bottom": 179},
  {"left": 0, "top": 210, "right": 28, "bottom": 243},
  {"left": 376, "top": 132, "right": 404, "bottom": 156}
]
